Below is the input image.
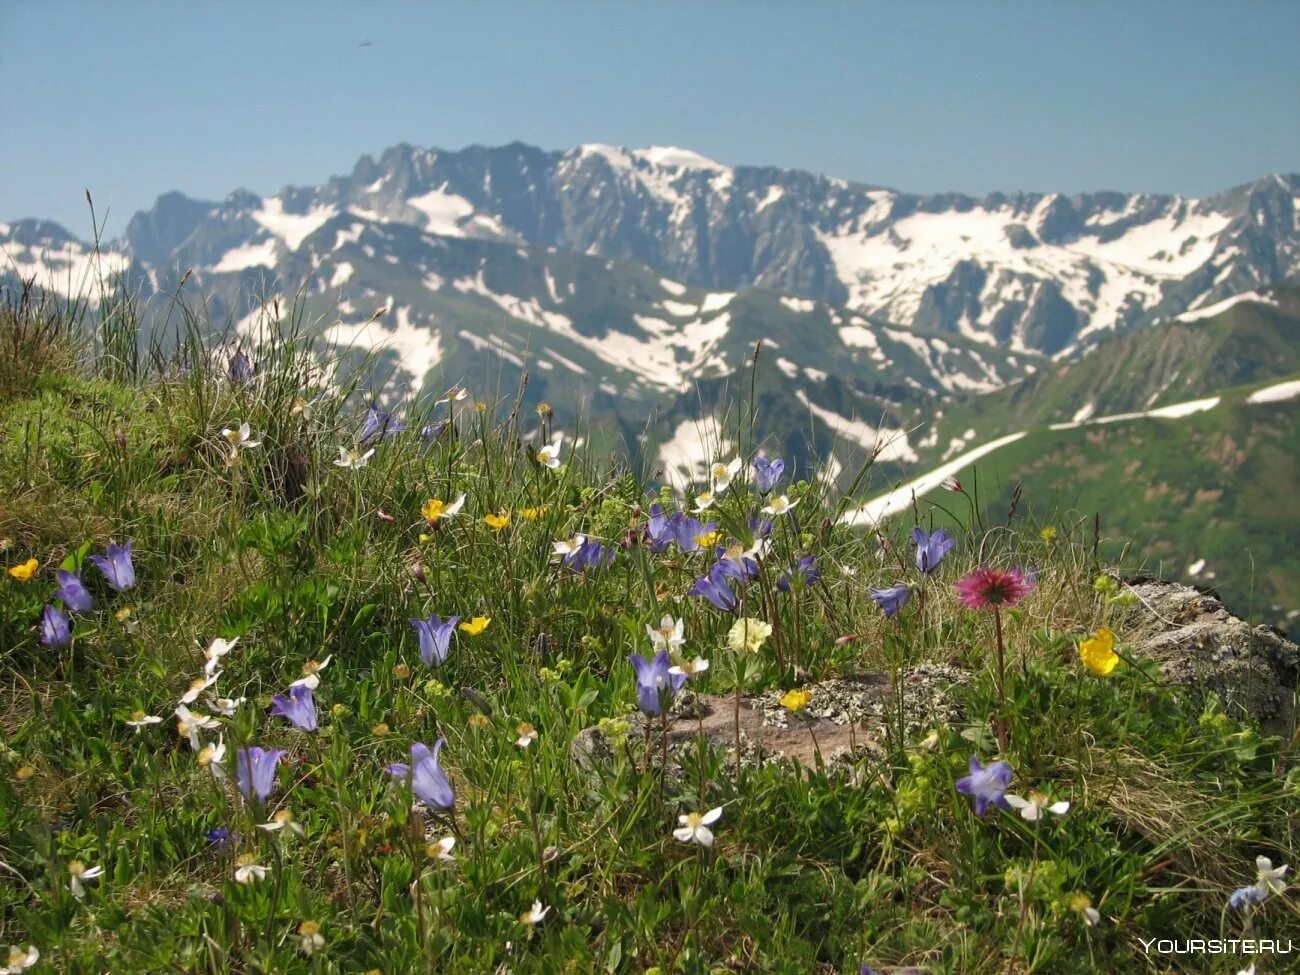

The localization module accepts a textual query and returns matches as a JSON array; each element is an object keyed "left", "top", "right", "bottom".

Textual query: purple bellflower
[
  {"left": 41, "top": 604, "right": 71, "bottom": 647},
  {"left": 387, "top": 739, "right": 455, "bottom": 811},
  {"left": 270, "top": 683, "right": 318, "bottom": 732},
  {"left": 410, "top": 613, "right": 459, "bottom": 667},
  {"left": 689, "top": 564, "right": 739, "bottom": 612},
  {"left": 236, "top": 747, "right": 286, "bottom": 803},
  {"left": 359, "top": 403, "right": 405, "bottom": 445},
  {"left": 913, "top": 527, "right": 956, "bottom": 574},
  {"left": 956, "top": 755, "right": 1013, "bottom": 815},
  {"left": 629, "top": 650, "right": 687, "bottom": 717},
  {"left": 752, "top": 456, "right": 785, "bottom": 494},
  {"left": 777, "top": 554, "right": 820, "bottom": 592},
  {"left": 868, "top": 583, "right": 913, "bottom": 618},
  {"left": 54, "top": 570, "right": 93, "bottom": 614},
  {"left": 89, "top": 539, "right": 136, "bottom": 592}
]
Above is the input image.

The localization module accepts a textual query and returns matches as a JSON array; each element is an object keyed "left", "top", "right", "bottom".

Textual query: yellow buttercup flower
[
  {"left": 1040, "top": 526, "right": 1057, "bottom": 544},
  {"left": 421, "top": 493, "right": 465, "bottom": 523},
  {"left": 459, "top": 616, "right": 491, "bottom": 636},
  {"left": 694, "top": 530, "right": 722, "bottom": 549},
  {"left": 779, "top": 689, "right": 812, "bottom": 712},
  {"left": 484, "top": 512, "right": 511, "bottom": 531},
  {"left": 519, "top": 506, "right": 549, "bottom": 521},
  {"left": 7, "top": 558, "right": 38, "bottom": 581},
  {"left": 1078, "top": 626, "right": 1119, "bottom": 676}
]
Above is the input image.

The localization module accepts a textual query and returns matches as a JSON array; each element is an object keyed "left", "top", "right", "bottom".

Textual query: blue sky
[{"left": 3, "top": 1, "right": 1298, "bottom": 233}]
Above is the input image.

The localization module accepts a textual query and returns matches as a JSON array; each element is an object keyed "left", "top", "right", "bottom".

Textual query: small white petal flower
[
  {"left": 519, "top": 900, "right": 550, "bottom": 925},
  {"left": 429, "top": 836, "right": 456, "bottom": 861},
  {"left": 290, "top": 656, "right": 332, "bottom": 689},
  {"left": 234, "top": 854, "right": 269, "bottom": 884},
  {"left": 515, "top": 722, "right": 538, "bottom": 749},
  {"left": 1083, "top": 906, "right": 1101, "bottom": 927},
  {"left": 179, "top": 673, "right": 219, "bottom": 705},
  {"left": 258, "top": 809, "right": 304, "bottom": 837},
  {"left": 710, "top": 458, "right": 742, "bottom": 493},
  {"left": 68, "top": 861, "right": 103, "bottom": 899},
  {"left": 552, "top": 534, "right": 585, "bottom": 558},
  {"left": 124, "top": 710, "right": 163, "bottom": 732},
  {"left": 435, "top": 385, "right": 469, "bottom": 405},
  {"left": 1255, "top": 856, "right": 1289, "bottom": 898},
  {"left": 1003, "top": 792, "right": 1070, "bottom": 821},
  {"left": 646, "top": 615, "right": 685, "bottom": 654},
  {"left": 175, "top": 705, "right": 220, "bottom": 751},
  {"left": 537, "top": 433, "right": 564, "bottom": 469},
  {"left": 206, "top": 695, "right": 245, "bottom": 716},
  {"left": 203, "top": 637, "right": 238, "bottom": 676},
  {"left": 692, "top": 491, "right": 715, "bottom": 513},
  {"left": 0, "top": 945, "right": 40, "bottom": 973},
  {"left": 673, "top": 806, "right": 722, "bottom": 847},
  {"left": 761, "top": 494, "right": 798, "bottom": 516},
  {"left": 197, "top": 736, "right": 227, "bottom": 779},
  {"left": 669, "top": 657, "right": 709, "bottom": 679},
  {"left": 333, "top": 446, "right": 375, "bottom": 469}
]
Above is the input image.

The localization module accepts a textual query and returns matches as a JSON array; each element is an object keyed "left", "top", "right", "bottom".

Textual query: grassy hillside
[{"left": 0, "top": 290, "right": 1297, "bottom": 973}]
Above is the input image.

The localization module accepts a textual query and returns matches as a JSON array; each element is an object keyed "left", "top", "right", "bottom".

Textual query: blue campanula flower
[
  {"left": 54, "top": 570, "right": 93, "bottom": 614},
  {"left": 672, "top": 516, "right": 714, "bottom": 553},
  {"left": 236, "top": 746, "right": 286, "bottom": 803},
  {"left": 89, "top": 539, "right": 136, "bottom": 592},
  {"left": 206, "top": 827, "right": 232, "bottom": 850},
  {"left": 360, "top": 403, "right": 405, "bottom": 445},
  {"left": 566, "top": 539, "right": 614, "bottom": 572},
  {"left": 913, "top": 527, "right": 956, "bottom": 574},
  {"left": 748, "top": 512, "right": 775, "bottom": 539},
  {"left": 689, "top": 564, "right": 739, "bottom": 612},
  {"left": 646, "top": 504, "right": 676, "bottom": 552},
  {"left": 955, "top": 755, "right": 1013, "bottom": 815},
  {"left": 777, "top": 554, "right": 820, "bottom": 592},
  {"left": 229, "top": 349, "right": 254, "bottom": 384},
  {"left": 868, "top": 583, "right": 912, "bottom": 618},
  {"left": 386, "top": 739, "right": 455, "bottom": 811},
  {"left": 270, "top": 683, "right": 318, "bottom": 732},
  {"left": 629, "top": 650, "right": 687, "bottom": 717},
  {"left": 40, "top": 604, "right": 70, "bottom": 647},
  {"left": 421, "top": 420, "right": 448, "bottom": 444},
  {"left": 752, "top": 456, "right": 785, "bottom": 494},
  {"left": 410, "top": 613, "right": 460, "bottom": 667}
]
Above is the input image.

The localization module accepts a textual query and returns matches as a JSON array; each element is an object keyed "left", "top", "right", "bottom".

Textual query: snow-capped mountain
[{"left": 2, "top": 141, "right": 1298, "bottom": 482}]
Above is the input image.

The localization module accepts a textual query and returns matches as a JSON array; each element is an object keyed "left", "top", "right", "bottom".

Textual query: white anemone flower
[
  {"left": 429, "top": 836, "right": 456, "bottom": 862},
  {"left": 1255, "top": 856, "right": 1289, "bottom": 898},
  {"left": 668, "top": 657, "right": 710, "bottom": 679},
  {"left": 124, "top": 710, "right": 163, "bottom": 732},
  {"left": 692, "top": 491, "right": 716, "bottom": 513},
  {"left": 519, "top": 900, "right": 550, "bottom": 925},
  {"left": 258, "top": 809, "right": 305, "bottom": 837},
  {"left": 515, "top": 722, "right": 538, "bottom": 749},
  {"left": 179, "top": 673, "right": 219, "bottom": 705},
  {"left": 710, "top": 458, "right": 742, "bottom": 493},
  {"left": 761, "top": 494, "right": 798, "bottom": 516},
  {"left": 175, "top": 705, "right": 220, "bottom": 751},
  {"left": 206, "top": 695, "right": 245, "bottom": 716},
  {"left": 234, "top": 853, "right": 269, "bottom": 884},
  {"left": 0, "top": 945, "right": 40, "bottom": 973},
  {"left": 552, "top": 535, "right": 585, "bottom": 559},
  {"left": 435, "top": 385, "right": 469, "bottom": 406},
  {"left": 333, "top": 446, "right": 375, "bottom": 469},
  {"left": 220, "top": 422, "right": 261, "bottom": 459},
  {"left": 1084, "top": 906, "right": 1101, "bottom": 926},
  {"left": 673, "top": 807, "right": 722, "bottom": 846},
  {"left": 646, "top": 614, "right": 685, "bottom": 654},
  {"left": 537, "top": 433, "right": 564, "bottom": 469},
  {"left": 290, "top": 656, "right": 332, "bottom": 690},
  {"left": 203, "top": 637, "right": 239, "bottom": 677},
  {"left": 197, "top": 736, "right": 227, "bottom": 780},
  {"left": 68, "top": 860, "right": 103, "bottom": 899},
  {"left": 1004, "top": 792, "right": 1070, "bottom": 821}
]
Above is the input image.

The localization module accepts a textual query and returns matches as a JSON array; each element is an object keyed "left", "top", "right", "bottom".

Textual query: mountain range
[{"left": 3, "top": 142, "right": 1299, "bottom": 631}]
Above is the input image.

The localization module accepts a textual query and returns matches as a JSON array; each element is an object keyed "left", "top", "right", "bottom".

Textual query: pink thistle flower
[{"left": 954, "top": 565, "right": 1036, "bottom": 609}]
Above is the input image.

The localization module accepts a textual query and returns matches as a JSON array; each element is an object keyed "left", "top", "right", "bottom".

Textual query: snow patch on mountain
[
  {"left": 656, "top": 417, "right": 733, "bottom": 487},
  {"left": 1174, "top": 289, "right": 1276, "bottom": 322},
  {"left": 1247, "top": 379, "right": 1300, "bottom": 404},
  {"left": 214, "top": 239, "right": 279, "bottom": 273},
  {"left": 794, "top": 389, "right": 917, "bottom": 463},
  {"left": 254, "top": 198, "right": 337, "bottom": 250}
]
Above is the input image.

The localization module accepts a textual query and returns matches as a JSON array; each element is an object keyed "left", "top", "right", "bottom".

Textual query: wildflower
[
  {"left": 727, "top": 617, "right": 772, "bottom": 654},
  {"left": 690, "top": 565, "right": 738, "bottom": 612},
  {"left": 67, "top": 860, "right": 103, "bottom": 899},
  {"left": 1004, "top": 791, "right": 1070, "bottom": 821},
  {"left": 646, "top": 614, "right": 685, "bottom": 654},
  {"left": 1254, "top": 855, "right": 1289, "bottom": 898},
  {"left": 53, "top": 570, "right": 92, "bottom": 613},
  {"left": 954, "top": 565, "right": 1036, "bottom": 609},
  {"left": 669, "top": 656, "right": 710, "bottom": 679},
  {"left": 421, "top": 494, "right": 465, "bottom": 523},
  {"left": 1077, "top": 627, "right": 1120, "bottom": 676},
  {"left": 259, "top": 809, "right": 305, "bottom": 837},
  {"left": 941, "top": 476, "right": 962, "bottom": 492},
  {"left": 386, "top": 739, "right": 455, "bottom": 811},
  {"left": 629, "top": 650, "right": 687, "bottom": 717},
  {"left": 179, "top": 673, "right": 219, "bottom": 706},
  {"left": 1229, "top": 885, "right": 1265, "bottom": 910},
  {"left": 421, "top": 419, "right": 449, "bottom": 443},
  {"left": 694, "top": 529, "right": 722, "bottom": 549},
  {"left": 125, "top": 710, "right": 163, "bottom": 732},
  {"left": 298, "top": 920, "right": 325, "bottom": 956},
  {"left": 459, "top": 616, "right": 490, "bottom": 636},
  {"left": 270, "top": 683, "right": 318, "bottom": 732},
  {"left": 334, "top": 446, "right": 375, "bottom": 469},
  {"left": 692, "top": 491, "right": 716, "bottom": 513},
  {"left": 955, "top": 755, "right": 1013, "bottom": 815},
  {"left": 752, "top": 456, "right": 785, "bottom": 494},
  {"left": 468, "top": 713, "right": 491, "bottom": 729},
  {"left": 868, "top": 583, "right": 912, "bottom": 618},
  {"left": 89, "top": 539, "right": 136, "bottom": 592},
  {"left": 519, "top": 505, "right": 548, "bottom": 520},
  {"left": 228, "top": 349, "right": 254, "bottom": 384},
  {"left": 206, "top": 828, "right": 231, "bottom": 849},
  {"left": 645, "top": 504, "right": 675, "bottom": 551},
  {"left": 290, "top": 395, "right": 315, "bottom": 418},
  {"left": 711, "top": 458, "right": 742, "bottom": 493},
  {"left": 203, "top": 636, "right": 238, "bottom": 677},
  {"left": 175, "top": 705, "right": 220, "bottom": 751},
  {"left": 392, "top": 663, "right": 412, "bottom": 681},
  {"left": 359, "top": 403, "right": 405, "bottom": 445},
  {"left": 780, "top": 689, "right": 812, "bottom": 713},
  {"left": 410, "top": 614, "right": 459, "bottom": 667},
  {"left": 673, "top": 807, "right": 722, "bottom": 846},
  {"left": 536, "top": 401, "right": 554, "bottom": 419},
  {"left": 714, "top": 542, "right": 760, "bottom": 582},
  {"left": 515, "top": 722, "right": 538, "bottom": 748},
  {"left": 14, "top": 766, "right": 36, "bottom": 781},
  {"left": 1068, "top": 893, "right": 1101, "bottom": 926},
  {"left": 671, "top": 515, "right": 713, "bottom": 553},
  {"left": 372, "top": 722, "right": 390, "bottom": 736},
  {"left": 776, "top": 554, "right": 819, "bottom": 592},
  {"left": 553, "top": 534, "right": 586, "bottom": 559},
  {"left": 484, "top": 511, "right": 511, "bottom": 530},
  {"left": 568, "top": 538, "right": 614, "bottom": 572},
  {"left": 220, "top": 422, "right": 261, "bottom": 459},
  {"left": 290, "top": 656, "right": 332, "bottom": 690},
  {"left": 0, "top": 946, "right": 40, "bottom": 973},
  {"left": 7, "top": 559, "right": 38, "bottom": 581},
  {"left": 537, "top": 433, "right": 564, "bottom": 469},
  {"left": 233, "top": 852, "right": 269, "bottom": 884},
  {"left": 236, "top": 746, "right": 286, "bottom": 804},
  {"left": 1040, "top": 526, "right": 1057, "bottom": 544},
  {"left": 40, "top": 604, "right": 70, "bottom": 647},
  {"left": 435, "top": 385, "right": 469, "bottom": 406},
  {"left": 197, "top": 737, "right": 227, "bottom": 779},
  {"left": 427, "top": 836, "right": 456, "bottom": 861},
  {"left": 761, "top": 493, "right": 798, "bottom": 516},
  {"left": 519, "top": 900, "right": 550, "bottom": 925},
  {"left": 912, "top": 527, "right": 955, "bottom": 574}
]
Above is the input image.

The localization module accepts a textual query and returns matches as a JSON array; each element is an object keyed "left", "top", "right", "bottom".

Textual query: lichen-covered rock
[{"left": 1119, "top": 577, "right": 1299, "bottom": 731}]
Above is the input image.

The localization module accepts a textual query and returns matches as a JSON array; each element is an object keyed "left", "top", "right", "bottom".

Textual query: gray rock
[{"left": 1120, "top": 577, "right": 1299, "bottom": 731}]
